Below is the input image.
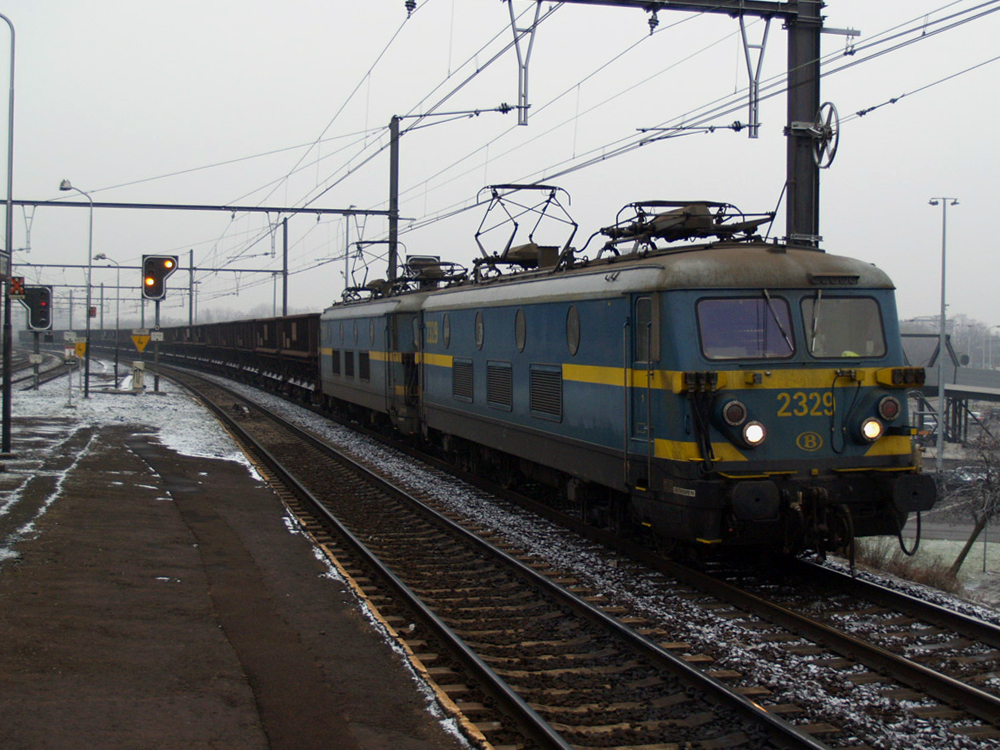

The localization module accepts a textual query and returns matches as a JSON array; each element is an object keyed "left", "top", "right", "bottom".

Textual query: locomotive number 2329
[{"left": 776, "top": 391, "right": 835, "bottom": 417}]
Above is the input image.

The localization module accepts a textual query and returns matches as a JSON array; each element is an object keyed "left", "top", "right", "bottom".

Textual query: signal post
[
  {"left": 141, "top": 255, "right": 177, "bottom": 393},
  {"left": 10, "top": 277, "right": 53, "bottom": 390}
]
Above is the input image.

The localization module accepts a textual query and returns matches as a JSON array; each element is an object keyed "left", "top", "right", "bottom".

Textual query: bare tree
[{"left": 947, "top": 433, "right": 1000, "bottom": 576}]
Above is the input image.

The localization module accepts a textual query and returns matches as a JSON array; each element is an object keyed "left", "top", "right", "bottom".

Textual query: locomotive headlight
[
  {"left": 713, "top": 398, "right": 762, "bottom": 450},
  {"left": 877, "top": 396, "right": 901, "bottom": 422},
  {"left": 860, "top": 417, "right": 884, "bottom": 442},
  {"left": 722, "top": 399, "right": 748, "bottom": 426},
  {"left": 742, "top": 421, "right": 766, "bottom": 447}
]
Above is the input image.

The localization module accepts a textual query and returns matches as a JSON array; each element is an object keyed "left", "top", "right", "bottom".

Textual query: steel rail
[
  {"left": 388, "top": 453, "right": 1000, "bottom": 733},
  {"left": 661, "top": 558, "right": 1000, "bottom": 728},
  {"left": 176, "top": 376, "right": 577, "bottom": 750},
  {"left": 403, "top": 443, "right": 1000, "bottom": 728},
  {"left": 178, "top": 370, "right": 833, "bottom": 750},
  {"left": 14, "top": 358, "right": 77, "bottom": 390},
  {"left": 793, "top": 557, "right": 1000, "bottom": 649},
  {"left": 154, "top": 360, "right": 1000, "bottom": 735}
]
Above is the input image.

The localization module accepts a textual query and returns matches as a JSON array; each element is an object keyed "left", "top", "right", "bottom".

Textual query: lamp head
[
  {"left": 951, "top": 199, "right": 960, "bottom": 206},
  {"left": 93, "top": 253, "right": 106, "bottom": 260},
  {"left": 59, "top": 179, "right": 73, "bottom": 191},
  {"left": 929, "top": 199, "right": 939, "bottom": 206}
]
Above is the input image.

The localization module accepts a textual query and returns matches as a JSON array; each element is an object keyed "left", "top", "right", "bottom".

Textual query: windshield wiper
[
  {"left": 762, "top": 289, "right": 793, "bottom": 353},
  {"left": 810, "top": 289, "right": 823, "bottom": 354}
]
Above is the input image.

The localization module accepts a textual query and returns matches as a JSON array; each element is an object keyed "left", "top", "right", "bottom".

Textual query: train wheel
[
  {"left": 652, "top": 533, "right": 683, "bottom": 561},
  {"left": 827, "top": 504, "right": 856, "bottom": 566}
]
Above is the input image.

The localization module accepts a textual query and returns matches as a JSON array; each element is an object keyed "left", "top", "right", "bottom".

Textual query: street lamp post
[
  {"left": 59, "top": 179, "right": 94, "bottom": 398},
  {"left": 0, "top": 13, "right": 15, "bottom": 454},
  {"left": 94, "top": 253, "right": 120, "bottom": 388},
  {"left": 929, "top": 197, "right": 959, "bottom": 477}
]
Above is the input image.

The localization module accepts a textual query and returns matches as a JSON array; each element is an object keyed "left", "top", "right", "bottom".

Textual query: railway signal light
[
  {"left": 20, "top": 285, "right": 53, "bottom": 330},
  {"left": 141, "top": 255, "right": 178, "bottom": 300}
]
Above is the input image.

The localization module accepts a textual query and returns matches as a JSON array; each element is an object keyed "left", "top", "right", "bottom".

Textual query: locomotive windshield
[
  {"left": 697, "top": 296, "right": 795, "bottom": 360},
  {"left": 802, "top": 295, "right": 886, "bottom": 358}
]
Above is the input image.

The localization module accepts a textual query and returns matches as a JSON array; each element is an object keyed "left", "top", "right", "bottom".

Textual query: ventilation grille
[
  {"left": 452, "top": 359, "right": 474, "bottom": 402},
  {"left": 487, "top": 362, "right": 513, "bottom": 411},
  {"left": 530, "top": 366, "right": 562, "bottom": 420}
]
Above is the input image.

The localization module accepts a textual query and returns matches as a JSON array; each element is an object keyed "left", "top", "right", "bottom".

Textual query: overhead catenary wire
[
  {"left": 399, "top": 0, "right": 1000, "bottom": 236},
  {"left": 63, "top": 1, "right": 1000, "bottom": 307},
  {"left": 848, "top": 52, "right": 1000, "bottom": 121},
  {"left": 396, "top": 12, "right": 731, "bottom": 213},
  {"left": 101, "top": 0, "right": 991, "bottom": 211},
  {"left": 257, "top": 2, "right": 430, "bottom": 208},
  {"left": 191, "top": 2, "right": 563, "bottom": 298},
  {"left": 248, "top": 5, "right": 722, "bottom": 277},
  {"left": 192, "top": 1, "right": 534, "bottom": 293},
  {"left": 294, "top": 2, "right": 564, "bottom": 213},
  {"left": 224, "top": 0, "right": 996, "bottom": 231},
  {"left": 210, "top": 0, "right": 1000, "bottom": 299},
  {"left": 73, "top": 2, "right": 738, "bottom": 298},
  {"left": 192, "top": 2, "right": 436, "bottom": 291}
]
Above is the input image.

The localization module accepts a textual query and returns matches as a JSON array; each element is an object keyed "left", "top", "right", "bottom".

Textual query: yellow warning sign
[
  {"left": 132, "top": 335, "right": 150, "bottom": 353},
  {"left": 75, "top": 341, "right": 87, "bottom": 358}
]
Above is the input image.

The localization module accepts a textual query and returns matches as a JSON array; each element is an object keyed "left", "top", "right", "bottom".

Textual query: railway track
[
  {"left": 159, "top": 365, "right": 1000, "bottom": 750},
  {"left": 477, "top": 487, "right": 1000, "bottom": 746},
  {"left": 700, "top": 558, "right": 1000, "bottom": 738},
  {"left": 12, "top": 351, "right": 76, "bottom": 390},
  {"left": 166, "top": 367, "right": 830, "bottom": 750},
  {"left": 420, "top": 489, "right": 1000, "bottom": 749}
]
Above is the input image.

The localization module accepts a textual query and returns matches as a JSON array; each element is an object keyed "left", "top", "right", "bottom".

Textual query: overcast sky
[{"left": 2, "top": 1, "right": 998, "bottom": 328}]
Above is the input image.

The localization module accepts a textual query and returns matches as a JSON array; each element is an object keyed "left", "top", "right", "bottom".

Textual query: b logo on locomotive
[{"left": 796, "top": 432, "right": 824, "bottom": 452}]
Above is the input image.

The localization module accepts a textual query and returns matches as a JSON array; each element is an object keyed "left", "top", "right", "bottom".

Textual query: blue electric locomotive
[{"left": 318, "top": 198, "right": 934, "bottom": 554}]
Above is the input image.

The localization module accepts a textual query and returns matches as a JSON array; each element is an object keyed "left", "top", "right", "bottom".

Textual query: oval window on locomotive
[
  {"left": 697, "top": 296, "right": 795, "bottom": 360},
  {"left": 801, "top": 295, "right": 885, "bottom": 358},
  {"left": 515, "top": 309, "right": 527, "bottom": 353},
  {"left": 566, "top": 305, "right": 581, "bottom": 356}
]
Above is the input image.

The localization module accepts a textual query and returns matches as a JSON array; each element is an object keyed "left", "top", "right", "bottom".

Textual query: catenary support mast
[{"left": 533, "top": 0, "right": 825, "bottom": 246}]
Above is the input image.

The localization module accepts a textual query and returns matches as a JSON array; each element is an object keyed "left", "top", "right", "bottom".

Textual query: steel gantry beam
[
  {"left": 15, "top": 199, "right": 388, "bottom": 217},
  {"left": 541, "top": 0, "right": 826, "bottom": 246},
  {"left": 12, "top": 199, "right": 389, "bottom": 322}
]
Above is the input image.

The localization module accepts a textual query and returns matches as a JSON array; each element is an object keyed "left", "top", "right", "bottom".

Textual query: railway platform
[{"left": 0, "top": 383, "right": 465, "bottom": 750}]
